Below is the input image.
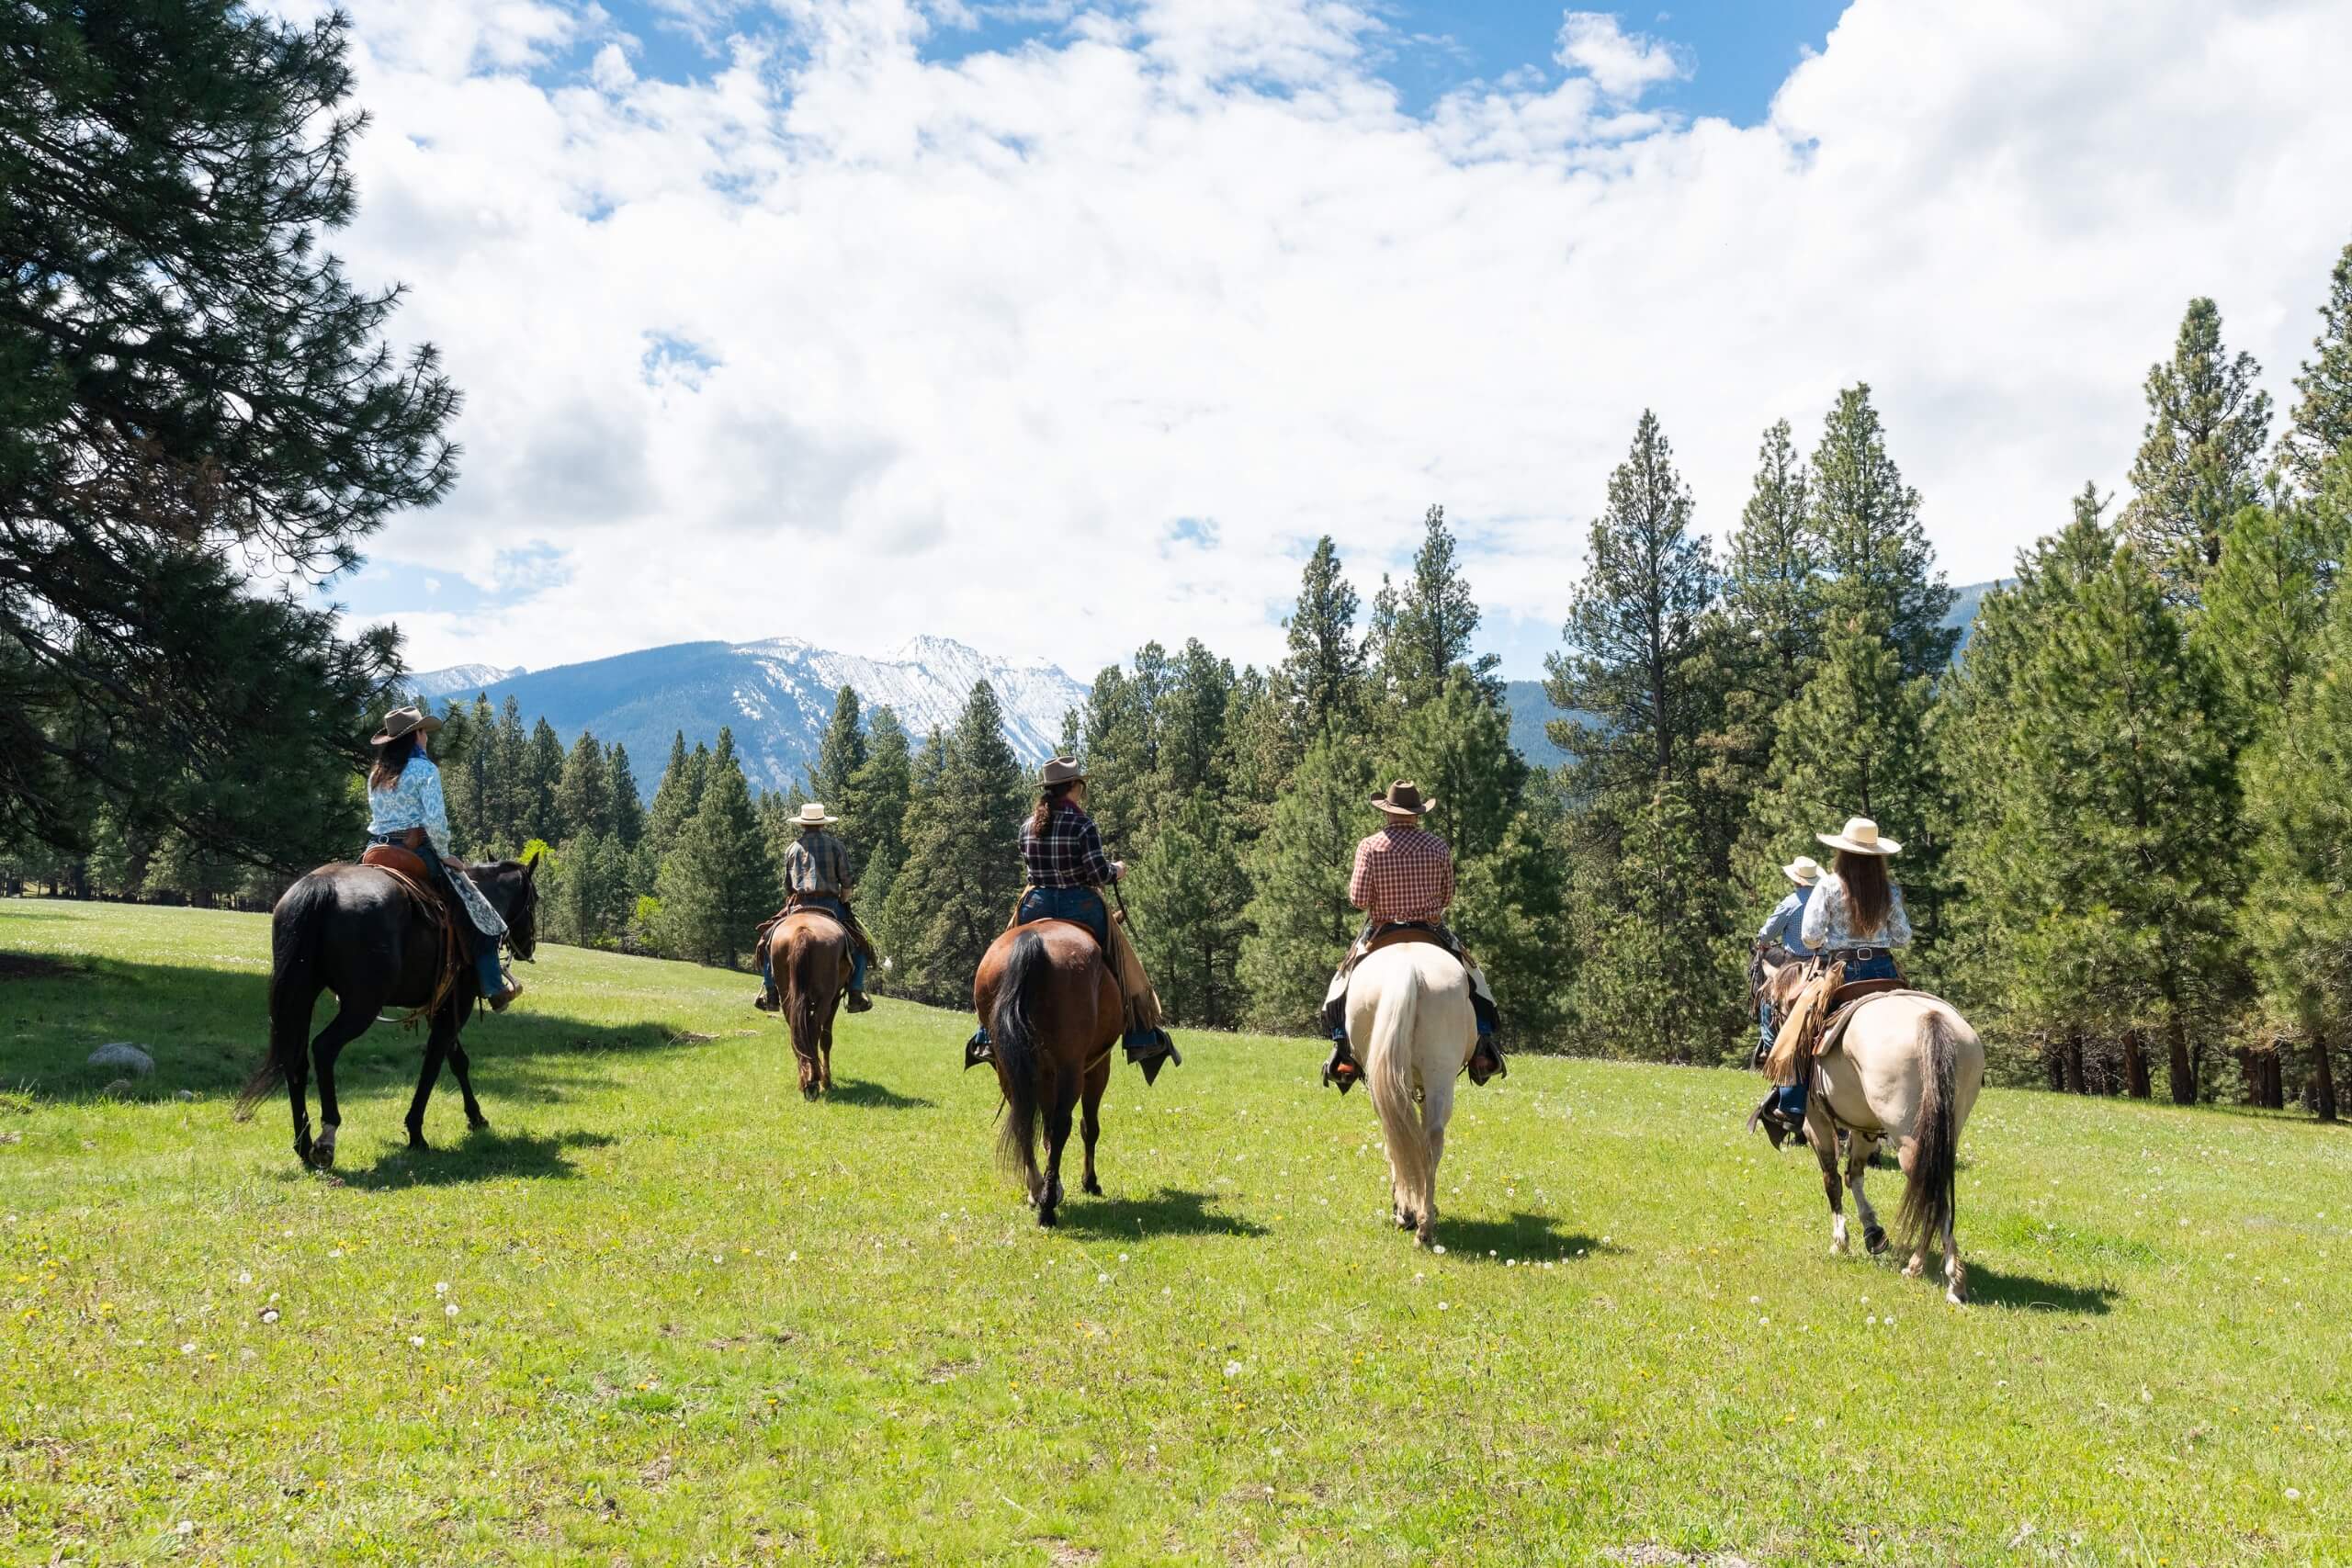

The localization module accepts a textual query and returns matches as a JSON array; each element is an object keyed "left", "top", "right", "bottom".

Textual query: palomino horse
[
  {"left": 1762, "top": 964, "right": 1985, "bottom": 1303},
  {"left": 234, "top": 857, "right": 538, "bottom": 1169},
  {"left": 1352, "top": 942, "right": 1476, "bottom": 1248},
  {"left": 973, "top": 921, "right": 1118, "bottom": 1226},
  {"left": 772, "top": 909, "right": 853, "bottom": 1100}
]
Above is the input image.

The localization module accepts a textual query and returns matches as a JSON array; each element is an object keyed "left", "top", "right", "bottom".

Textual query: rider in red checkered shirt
[{"left": 1319, "top": 780, "right": 1504, "bottom": 1093}]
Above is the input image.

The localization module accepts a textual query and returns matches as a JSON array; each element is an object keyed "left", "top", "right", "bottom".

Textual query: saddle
[
  {"left": 1764, "top": 962, "right": 1922, "bottom": 1087},
  {"left": 356, "top": 841, "right": 465, "bottom": 1026}
]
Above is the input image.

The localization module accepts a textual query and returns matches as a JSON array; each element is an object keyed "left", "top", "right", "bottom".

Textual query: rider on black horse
[{"left": 364, "top": 705, "right": 522, "bottom": 1010}]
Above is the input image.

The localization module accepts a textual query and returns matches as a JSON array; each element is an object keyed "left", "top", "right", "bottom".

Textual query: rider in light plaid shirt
[{"left": 1320, "top": 780, "right": 1504, "bottom": 1093}]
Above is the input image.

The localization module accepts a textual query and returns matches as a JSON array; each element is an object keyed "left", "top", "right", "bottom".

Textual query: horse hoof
[
  {"left": 1036, "top": 1207, "right": 1058, "bottom": 1228},
  {"left": 1865, "top": 1225, "right": 1888, "bottom": 1256},
  {"left": 1082, "top": 1178, "right": 1103, "bottom": 1197},
  {"left": 467, "top": 1114, "right": 489, "bottom": 1132}
]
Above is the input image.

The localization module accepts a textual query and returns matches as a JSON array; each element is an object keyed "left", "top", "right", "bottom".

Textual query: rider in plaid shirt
[{"left": 1320, "top": 780, "right": 1504, "bottom": 1093}]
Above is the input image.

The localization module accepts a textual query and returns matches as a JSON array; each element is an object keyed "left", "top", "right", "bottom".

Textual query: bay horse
[
  {"left": 1352, "top": 942, "right": 1476, "bottom": 1248},
  {"left": 234, "top": 856, "right": 538, "bottom": 1169},
  {"left": 973, "top": 921, "right": 1117, "bottom": 1226},
  {"left": 771, "top": 909, "right": 852, "bottom": 1100},
  {"left": 1761, "top": 962, "right": 1986, "bottom": 1303}
]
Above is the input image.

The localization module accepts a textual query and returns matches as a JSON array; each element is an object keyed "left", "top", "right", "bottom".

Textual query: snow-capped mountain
[
  {"left": 403, "top": 637, "right": 1088, "bottom": 795},
  {"left": 399, "top": 662, "right": 525, "bottom": 701}
]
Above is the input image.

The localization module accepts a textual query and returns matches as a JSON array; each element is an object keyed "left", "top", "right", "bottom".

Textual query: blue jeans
[
  {"left": 766, "top": 897, "right": 867, "bottom": 992},
  {"left": 1778, "top": 951, "right": 1900, "bottom": 1118},
  {"left": 1016, "top": 886, "right": 1110, "bottom": 950}
]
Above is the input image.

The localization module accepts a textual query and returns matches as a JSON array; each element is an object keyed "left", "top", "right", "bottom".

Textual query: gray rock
[
  {"left": 103, "top": 1077, "right": 136, "bottom": 1098},
  {"left": 174, "top": 1089, "right": 197, "bottom": 1103},
  {"left": 87, "top": 1043, "right": 153, "bottom": 1075}
]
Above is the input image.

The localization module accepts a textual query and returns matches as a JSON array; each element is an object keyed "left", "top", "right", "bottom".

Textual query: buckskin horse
[
  {"left": 973, "top": 921, "right": 1118, "bottom": 1226},
  {"left": 234, "top": 854, "right": 539, "bottom": 1169},
  {"left": 770, "top": 907, "right": 853, "bottom": 1099},
  {"left": 1351, "top": 939, "right": 1476, "bottom": 1248},
  {"left": 1760, "top": 960, "right": 1986, "bottom": 1303}
]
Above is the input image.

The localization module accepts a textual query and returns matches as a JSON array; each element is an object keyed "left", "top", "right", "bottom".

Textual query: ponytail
[
  {"left": 1836, "top": 848, "right": 1894, "bottom": 938},
  {"left": 1030, "top": 781, "right": 1077, "bottom": 836},
  {"left": 369, "top": 733, "right": 419, "bottom": 794}
]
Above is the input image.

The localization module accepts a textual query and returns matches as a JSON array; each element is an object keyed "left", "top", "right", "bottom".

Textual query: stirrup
[
  {"left": 753, "top": 988, "right": 780, "bottom": 1013},
  {"left": 490, "top": 971, "right": 524, "bottom": 1013},
  {"left": 963, "top": 1029, "right": 993, "bottom": 1071},
  {"left": 1747, "top": 1090, "right": 1796, "bottom": 1149},
  {"left": 1322, "top": 1042, "right": 1361, "bottom": 1095},
  {"left": 843, "top": 991, "right": 874, "bottom": 1013},
  {"left": 1466, "top": 1038, "right": 1505, "bottom": 1087}
]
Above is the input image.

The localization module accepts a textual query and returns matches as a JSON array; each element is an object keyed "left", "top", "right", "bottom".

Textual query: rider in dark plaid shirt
[
  {"left": 1021, "top": 799, "right": 1118, "bottom": 889},
  {"left": 784, "top": 829, "right": 853, "bottom": 896}
]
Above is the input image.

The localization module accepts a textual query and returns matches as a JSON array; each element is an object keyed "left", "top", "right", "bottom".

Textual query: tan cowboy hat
[
  {"left": 1371, "top": 780, "right": 1434, "bottom": 818},
  {"left": 1817, "top": 816, "right": 1901, "bottom": 857},
  {"left": 1039, "top": 757, "right": 1087, "bottom": 786},
  {"left": 794, "top": 802, "right": 840, "bottom": 827},
  {"left": 1782, "top": 854, "right": 1823, "bottom": 886},
  {"left": 371, "top": 705, "right": 443, "bottom": 745}
]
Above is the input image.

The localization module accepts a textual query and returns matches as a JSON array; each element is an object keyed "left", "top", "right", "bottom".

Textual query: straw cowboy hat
[
  {"left": 371, "top": 705, "right": 443, "bottom": 745},
  {"left": 794, "top": 802, "right": 840, "bottom": 827},
  {"left": 1781, "top": 854, "right": 1824, "bottom": 886},
  {"left": 1040, "top": 757, "right": 1087, "bottom": 786},
  {"left": 1371, "top": 780, "right": 1434, "bottom": 818},
  {"left": 1817, "top": 816, "right": 1902, "bottom": 857}
]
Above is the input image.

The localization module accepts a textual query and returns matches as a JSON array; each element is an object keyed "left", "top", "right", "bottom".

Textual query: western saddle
[{"left": 357, "top": 836, "right": 465, "bottom": 1024}]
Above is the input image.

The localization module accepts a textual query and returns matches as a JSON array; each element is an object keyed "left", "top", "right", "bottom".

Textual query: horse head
[{"left": 469, "top": 856, "right": 540, "bottom": 960}]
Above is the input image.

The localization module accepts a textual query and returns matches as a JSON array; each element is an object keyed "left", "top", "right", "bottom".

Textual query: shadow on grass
[
  {"left": 333, "top": 1127, "right": 621, "bottom": 1189},
  {"left": 1967, "top": 1264, "right": 2120, "bottom": 1315},
  {"left": 823, "top": 1077, "right": 937, "bottom": 1111},
  {"left": 1433, "top": 1211, "right": 1615, "bottom": 1263},
  {"left": 5, "top": 953, "right": 718, "bottom": 1103},
  {"left": 1057, "top": 1186, "right": 1270, "bottom": 1240}
]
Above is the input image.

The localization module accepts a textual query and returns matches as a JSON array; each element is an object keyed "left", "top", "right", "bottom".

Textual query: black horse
[{"left": 236, "top": 857, "right": 539, "bottom": 1169}]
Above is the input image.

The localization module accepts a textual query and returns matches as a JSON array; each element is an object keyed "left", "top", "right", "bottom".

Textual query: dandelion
[
  {"left": 260, "top": 1309, "right": 280, "bottom": 1325},
  {"left": 180, "top": 1341, "right": 197, "bottom": 1355},
  {"left": 238, "top": 1269, "right": 253, "bottom": 1285},
  {"left": 1749, "top": 1295, "right": 1761, "bottom": 1305},
  {"left": 2286, "top": 1489, "right": 2302, "bottom": 1502},
  {"left": 1431, "top": 1245, "right": 1446, "bottom": 1256},
  {"left": 1224, "top": 1360, "right": 1243, "bottom": 1378},
  {"left": 1097, "top": 1273, "right": 1109, "bottom": 1284},
  {"left": 1438, "top": 1302, "right": 1450, "bottom": 1312},
  {"left": 409, "top": 1336, "right": 425, "bottom": 1348},
  {"left": 445, "top": 1303, "right": 459, "bottom": 1319},
  {"left": 435, "top": 1281, "right": 449, "bottom": 1295},
  {"left": 175, "top": 1521, "right": 194, "bottom": 1537}
]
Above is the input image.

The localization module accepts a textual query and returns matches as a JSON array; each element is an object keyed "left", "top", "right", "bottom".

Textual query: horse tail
[
  {"left": 786, "top": 931, "right": 827, "bottom": 1062},
  {"left": 991, "top": 930, "right": 1052, "bottom": 1176},
  {"left": 1896, "top": 1005, "right": 1961, "bottom": 1257},
  {"left": 1364, "top": 955, "right": 1430, "bottom": 1209},
  {"left": 237, "top": 877, "right": 328, "bottom": 1119}
]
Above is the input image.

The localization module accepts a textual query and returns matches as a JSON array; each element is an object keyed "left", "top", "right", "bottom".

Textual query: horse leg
[
  {"left": 284, "top": 1010, "right": 316, "bottom": 1168},
  {"left": 1816, "top": 1127, "right": 1847, "bottom": 1256},
  {"left": 820, "top": 995, "right": 839, "bottom": 1093},
  {"left": 1942, "top": 1192, "right": 1965, "bottom": 1305},
  {"left": 307, "top": 999, "right": 373, "bottom": 1171},
  {"left": 1037, "top": 1065, "right": 1077, "bottom": 1227},
  {"left": 404, "top": 1021, "right": 453, "bottom": 1151},
  {"left": 1897, "top": 1135, "right": 1928, "bottom": 1279},
  {"left": 1417, "top": 1080, "right": 1454, "bottom": 1250},
  {"left": 445, "top": 1030, "right": 490, "bottom": 1131},
  {"left": 1848, "top": 1134, "right": 1888, "bottom": 1256},
  {"left": 1080, "top": 1062, "right": 1105, "bottom": 1198}
]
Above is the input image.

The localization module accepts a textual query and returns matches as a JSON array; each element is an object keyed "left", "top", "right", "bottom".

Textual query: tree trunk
[
  {"left": 2064, "top": 1035, "right": 2087, "bottom": 1095},
  {"left": 2316, "top": 1028, "right": 2339, "bottom": 1125},
  {"left": 2122, "top": 1029, "right": 2152, "bottom": 1100},
  {"left": 2043, "top": 1040, "right": 2066, "bottom": 1091},
  {"left": 2165, "top": 1008, "right": 2196, "bottom": 1106}
]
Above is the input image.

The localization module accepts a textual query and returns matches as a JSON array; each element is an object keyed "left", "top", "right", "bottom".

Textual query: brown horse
[
  {"left": 773, "top": 910, "right": 853, "bottom": 1099},
  {"left": 973, "top": 921, "right": 1118, "bottom": 1226}
]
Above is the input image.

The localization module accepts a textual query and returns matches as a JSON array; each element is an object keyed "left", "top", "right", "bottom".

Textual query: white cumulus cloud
[{"left": 288, "top": 0, "right": 2352, "bottom": 679}]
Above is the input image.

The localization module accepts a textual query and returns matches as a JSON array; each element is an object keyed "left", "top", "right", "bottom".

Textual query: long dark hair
[
  {"left": 1028, "top": 780, "right": 1080, "bottom": 837},
  {"left": 1835, "top": 848, "right": 1894, "bottom": 938},
  {"left": 368, "top": 732, "right": 421, "bottom": 794}
]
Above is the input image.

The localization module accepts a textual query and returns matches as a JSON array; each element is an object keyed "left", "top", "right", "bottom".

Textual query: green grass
[{"left": 4, "top": 898, "right": 2349, "bottom": 1565}]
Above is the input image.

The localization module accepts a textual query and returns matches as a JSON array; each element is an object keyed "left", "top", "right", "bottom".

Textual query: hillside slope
[{"left": 5, "top": 899, "right": 2346, "bottom": 1563}]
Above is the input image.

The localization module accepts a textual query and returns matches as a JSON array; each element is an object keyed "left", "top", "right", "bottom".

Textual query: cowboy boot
[
  {"left": 844, "top": 990, "right": 874, "bottom": 1013},
  {"left": 1745, "top": 1089, "right": 1800, "bottom": 1149},
  {"left": 1465, "top": 997, "right": 1506, "bottom": 1085},
  {"left": 964, "top": 1028, "right": 993, "bottom": 1070},
  {"left": 1125, "top": 1028, "right": 1180, "bottom": 1086},
  {"left": 490, "top": 968, "right": 525, "bottom": 1013},
  {"left": 1319, "top": 998, "right": 1361, "bottom": 1093}
]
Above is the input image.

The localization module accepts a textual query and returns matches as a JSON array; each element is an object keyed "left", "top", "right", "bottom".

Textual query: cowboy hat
[
  {"left": 1816, "top": 816, "right": 1901, "bottom": 857},
  {"left": 1040, "top": 757, "right": 1087, "bottom": 786},
  {"left": 1782, "top": 854, "right": 1823, "bottom": 886},
  {"left": 1371, "top": 780, "right": 1434, "bottom": 818},
  {"left": 371, "top": 705, "right": 444, "bottom": 745},
  {"left": 794, "top": 802, "right": 840, "bottom": 827}
]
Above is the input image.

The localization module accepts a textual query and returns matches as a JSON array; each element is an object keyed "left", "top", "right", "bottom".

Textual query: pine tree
[
  {"left": 1808, "top": 385, "right": 1955, "bottom": 675},
  {"left": 2009, "top": 545, "right": 2239, "bottom": 1102},
  {"left": 808, "top": 686, "right": 867, "bottom": 826},
  {"left": 2241, "top": 588, "right": 2352, "bottom": 1122},
  {"left": 849, "top": 707, "right": 913, "bottom": 914},
  {"left": 2195, "top": 492, "right": 2341, "bottom": 728},
  {"left": 519, "top": 718, "right": 566, "bottom": 845},
  {"left": 555, "top": 731, "right": 611, "bottom": 841},
  {"left": 655, "top": 741, "right": 775, "bottom": 967},
  {"left": 441, "top": 695, "right": 497, "bottom": 854},
  {"left": 1573, "top": 781, "right": 1735, "bottom": 1062},
  {"left": 485, "top": 699, "right": 529, "bottom": 852},
  {"left": 605, "top": 744, "right": 645, "bottom": 850},
  {"left": 0, "top": 4, "right": 456, "bottom": 862},
  {"left": 1374, "top": 505, "right": 1503, "bottom": 705},
  {"left": 878, "top": 684, "right": 1026, "bottom": 1006},
  {"left": 1547, "top": 410, "right": 1715, "bottom": 788},
  {"left": 1159, "top": 639, "right": 1236, "bottom": 798},
  {"left": 644, "top": 732, "right": 707, "bottom": 861},
  {"left": 1125, "top": 795, "right": 1251, "bottom": 1028},
  {"left": 2122, "top": 298, "right": 2272, "bottom": 590},
  {"left": 2281, "top": 237, "right": 2352, "bottom": 493},
  {"left": 1279, "top": 537, "right": 1371, "bottom": 744},
  {"left": 1238, "top": 737, "right": 1377, "bottom": 1031}
]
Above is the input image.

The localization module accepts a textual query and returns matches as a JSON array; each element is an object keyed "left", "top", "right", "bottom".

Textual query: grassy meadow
[{"left": 3, "top": 897, "right": 2348, "bottom": 1565}]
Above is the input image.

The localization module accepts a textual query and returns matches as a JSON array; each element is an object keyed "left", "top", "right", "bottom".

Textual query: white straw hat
[
  {"left": 1816, "top": 817, "right": 1901, "bottom": 857},
  {"left": 795, "top": 802, "right": 840, "bottom": 827},
  {"left": 1781, "top": 854, "right": 1823, "bottom": 886}
]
